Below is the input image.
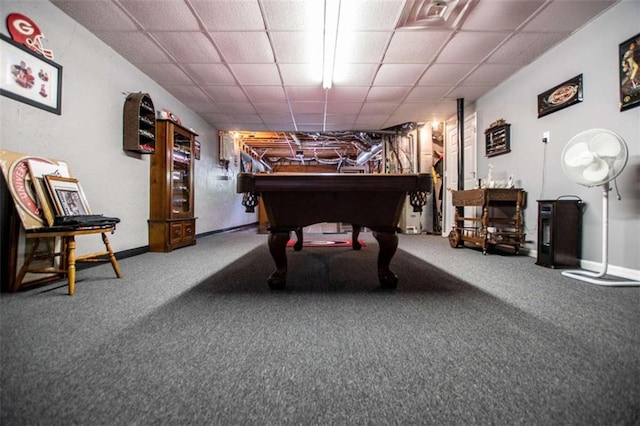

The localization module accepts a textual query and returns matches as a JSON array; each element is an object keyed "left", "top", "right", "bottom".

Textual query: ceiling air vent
[{"left": 396, "top": 0, "right": 474, "bottom": 30}]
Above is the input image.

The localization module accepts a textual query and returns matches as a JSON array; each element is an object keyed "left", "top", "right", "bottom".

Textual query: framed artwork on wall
[
  {"left": 619, "top": 33, "right": 640, "bottom": 111},
  {"left": 537, "top": 74, "right": 583, "bottom": 118},
  {"left": 0, "top": 34, "right": 62, "bottom": 115},
  {"left": 194, "top": 140, "right": 201, "bottom": 160}
]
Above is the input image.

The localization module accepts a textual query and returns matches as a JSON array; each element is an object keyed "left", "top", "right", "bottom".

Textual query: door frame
[{"left": 442, "top": 112, "right": 477, "bottom": 236}]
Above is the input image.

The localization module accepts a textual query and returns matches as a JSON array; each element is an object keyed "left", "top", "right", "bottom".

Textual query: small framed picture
[
  {"left": 194, "top": 140, "right": 201, "bottom": 160},
  {"left": 0, "top": 33, "right": 63, "bottom": 115},
  {"left": 44, "top": 176, "right": 91, "bottom": 216},
  {"left": 619, "top": 33, "right": 640, "bottom": 111},
  {"left": 537, "top": 74, "right": 583, "bottom": 118}
]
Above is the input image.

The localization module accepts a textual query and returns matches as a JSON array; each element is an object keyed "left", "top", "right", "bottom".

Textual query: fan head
[{"left": 561, "top": 129, "right": 628, "bottom": 187}]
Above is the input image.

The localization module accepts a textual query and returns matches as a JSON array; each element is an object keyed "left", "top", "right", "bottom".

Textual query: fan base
[{"left": 562, "top": 270, "right": 640, "bottom": 287}]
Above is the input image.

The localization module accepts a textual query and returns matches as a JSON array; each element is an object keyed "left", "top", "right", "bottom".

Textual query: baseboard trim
[
  {"left": 80, "top": 223, "right": 259, "bottom": 270},
  {"left": 527, "top": 249, "right": 640, "bottom": 281},
  {"left": 196, "top": 222, "right": 258, "bottom": 238}
]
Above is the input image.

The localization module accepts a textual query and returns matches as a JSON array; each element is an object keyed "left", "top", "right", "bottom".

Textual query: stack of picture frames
[{"left": 0, "top": 150, "right": 91, "bottom": 290}]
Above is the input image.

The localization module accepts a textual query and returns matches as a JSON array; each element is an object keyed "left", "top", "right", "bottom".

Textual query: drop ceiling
[
  {"left": 51, "top": 0, "right": 617, "bottom": 131},
  {"left": 50, "top": 0, "right": 616, "bottom": 165}
]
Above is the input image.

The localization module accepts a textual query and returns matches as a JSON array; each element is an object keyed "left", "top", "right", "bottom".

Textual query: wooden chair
[{"left": 13, "top": 224, "right": 122, "bottom": 295}]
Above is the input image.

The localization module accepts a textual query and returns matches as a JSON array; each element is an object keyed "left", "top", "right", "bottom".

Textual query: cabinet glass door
[{"left": 171, "top": 129, "right": 191, "bottom": 216}]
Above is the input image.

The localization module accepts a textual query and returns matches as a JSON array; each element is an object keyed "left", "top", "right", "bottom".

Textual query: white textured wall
[
  {"left": 475, "top": 1, "right": 639, "bottom": 272},
  {"left": 0, "top": 0, "right": 255, "bottom": 256}
]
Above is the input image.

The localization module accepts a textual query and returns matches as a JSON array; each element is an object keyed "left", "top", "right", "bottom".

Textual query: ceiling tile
[
  {"left": 183, "top": 64, "right": 237, "bottom": 85},
  {"left": 270, "top": 31, "right": 322, "bottom": 64},
  {"left": 94, "top": 32, "right": 169, "bottom": 63},
  {"left": 119, "top": 1, "right": 201, "bottom": 31},
  {"left": 393, "top": 102, "right": 436, "bottom": 115},
  {"left": 135, "top": 63, "right": 194, "bottom": 86},
  {"left": 183, "top": 101, "right": 223, "bottom": 113},
  {"left": 260, "top": 113, "right": 295, "bottom": 125},
  {"left": 462, "top": 1, "right": 546, "bottom": 31},
  {"left": 293, "top": 113, "right": 325, "bottom": 124},
  {"left": 359, "top": 102, "right": 400, "bottom": 115},
  {"left": 226, "top": 114, "right": 263, "bottom": 124},
  {"left": 437, "top": 32, "right": 510, "bottom": 64},
  {"left": 280, "top": 65, "right": 323, "bottom": 86},
  {"left": 229, "top": 64, "right": 282, "bottom": 85},
  {"left": 384, "top": 114, "right": 419, "bottom": 128},
  {"left": 296, "top": 124, "right": 326, "bottom": 132},
  {"left": 150, "top": 32, "right": 221, "bottom": 63},
  {"left": 462, "top": 64, "right": 521, "bottom": 86},
  {"left": 523, "top": 1, "right": 616, "bottom": 32},
  {"left": 262, "top": 0, "right": 324, "bottom": 31},
  {"left": 215, "top": 102, "right": 257, "bottom": 114},
  {"left": 326, "top": 102, "right": 364, "bottom": 114},
  {"left": 354, "top": 115, "right": 389, "bottom": 128},
  {"left": 190, "top": 0, "right": 265, "bottom": 31},
  {"left": 324, "top": 123, "right": 357, "bottom": 131},
  {"left": 163, "top": 85, "right": 212, "bottom": 103},
  {"left": 324, "top": 114, "right": 358, "bottom": 125},
  {"left": 199, "top": 112, "right": 231, "bottom": 123},
  {"left": 405, "top": 86, "right": 451, "bottom": 102},
  {"left": 373, "top": 64, "right": 426, "bottom": 85},
  {"left": 339, "top": 0, "right": 406, "bottom": 31},
  {"left": 290, "top": 102, "right": 325, "bottom": 114},
  {"left": 487, "top": 32, "right": 569, "bottom": 64},
  {"left": 253, "top": 102, "right": 291, "bottom": 114},
  {"left": 333, "top": 64, "right": 379, "bottom": 86},
  {"left": 52, "top": 1, "right": 138, "bottom": 31},
  {"left": 366, "top": 86, "right": 413, "bottom": 102},
  {"left": 383, "top": 31, "right": 452, "bottom": 63},
  {"left": 201, "top": 86, "right": 249, "bottom": 103},
  {"left": 327, "top": 86, "right": 370, "bottom": 102},
  {"left": 418, "top": 64, "right": 475, "bottom": 85},
  {"left": 285, "top": 86, "right": 327, "bottom": 101},
  {"left": 444, "top": 85, "right": 494, "bottom": 101},
  {"left": 244, "top": 86, "right": 287, "bottom": 103},
  {"left": 336, "top": 32, "right": 392, "bottom": 63},
  {"left": 213, "top": 32, "right": 274, "bottom": 63}
]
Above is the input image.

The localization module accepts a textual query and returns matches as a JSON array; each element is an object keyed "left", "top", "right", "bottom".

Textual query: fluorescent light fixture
[{"left": 322, "top": 0, "right": 340, "bottom": 89}]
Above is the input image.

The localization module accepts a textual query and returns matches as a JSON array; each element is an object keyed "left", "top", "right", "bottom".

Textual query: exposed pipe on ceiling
[
  {"left": 457, "top": 98, "right": 464, "bottom": 190},
  {"left": 356, "top": 143, "right": 383, "bottom": 165}
]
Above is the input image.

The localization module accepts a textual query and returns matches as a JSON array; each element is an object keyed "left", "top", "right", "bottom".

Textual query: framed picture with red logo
[{"left": 0, "top": 33, "right": 62, "bottom": 115}]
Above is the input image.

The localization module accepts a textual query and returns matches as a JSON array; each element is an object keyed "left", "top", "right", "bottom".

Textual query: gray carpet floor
[{"left": 1, "top": 229, "right": 639, "bottom": 425}]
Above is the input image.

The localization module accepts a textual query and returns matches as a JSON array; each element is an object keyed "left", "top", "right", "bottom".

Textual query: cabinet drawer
[
  {"left": 169, "top": 222, "right": 184, "bottom": 245},
  {"left": 182, "top": 220, "right": 195, "bottom": 243}
]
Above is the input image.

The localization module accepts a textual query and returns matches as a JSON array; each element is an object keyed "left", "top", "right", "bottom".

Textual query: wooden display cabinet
[
  {"left": 149, "top": 119, "right": 197, "bottom": 252},
  {"left": 123, "top": 92, "right": 156, "bottom": 154},
  {"left": 449, "top": 188, "right": 526, "bottom": 254}
]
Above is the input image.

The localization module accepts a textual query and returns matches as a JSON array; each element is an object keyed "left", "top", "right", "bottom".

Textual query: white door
[{"left": 442, "top": 113, "right": 477, "bottom": 236}]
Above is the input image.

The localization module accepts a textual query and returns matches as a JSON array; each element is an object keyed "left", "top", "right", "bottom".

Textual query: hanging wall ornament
[{"left": 6, "top": 13, "right": 54, "bottom": 59}]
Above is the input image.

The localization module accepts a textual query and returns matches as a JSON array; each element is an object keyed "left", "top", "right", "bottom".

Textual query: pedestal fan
[{"left": 560, "top": 128, "right": 639, "bottom": 286}]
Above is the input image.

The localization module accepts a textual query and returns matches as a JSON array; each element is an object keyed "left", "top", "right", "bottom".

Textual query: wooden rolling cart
[{"left": 448, "top": 188, "right": 526, "bottom": 254}]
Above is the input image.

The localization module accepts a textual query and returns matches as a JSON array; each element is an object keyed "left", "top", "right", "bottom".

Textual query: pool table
[{"left": 237, "top": 172, "right": 431, "bottom": 289}]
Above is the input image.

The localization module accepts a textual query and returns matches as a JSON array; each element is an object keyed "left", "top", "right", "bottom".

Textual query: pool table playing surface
[{"left": 237, "top": 172, "right": 431, "bottom": 289}]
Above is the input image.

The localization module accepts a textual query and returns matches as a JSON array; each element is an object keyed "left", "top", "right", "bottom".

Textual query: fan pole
[{"left": 561, "top": 182, "right": 640, "bottom": 286}]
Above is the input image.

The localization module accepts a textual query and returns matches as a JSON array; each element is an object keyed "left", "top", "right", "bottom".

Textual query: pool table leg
[
  {"left": 352, "top": 225, "right": 362, "bottom": 250},
  {"left": 293, "top": 227, "right": 303, "bottom": 251},
  {"left": 268, "top": 231, "right": 290, "bottom": 290},
  {"left": 372, "top": 230, "right": 399, "bottom": 289}
]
